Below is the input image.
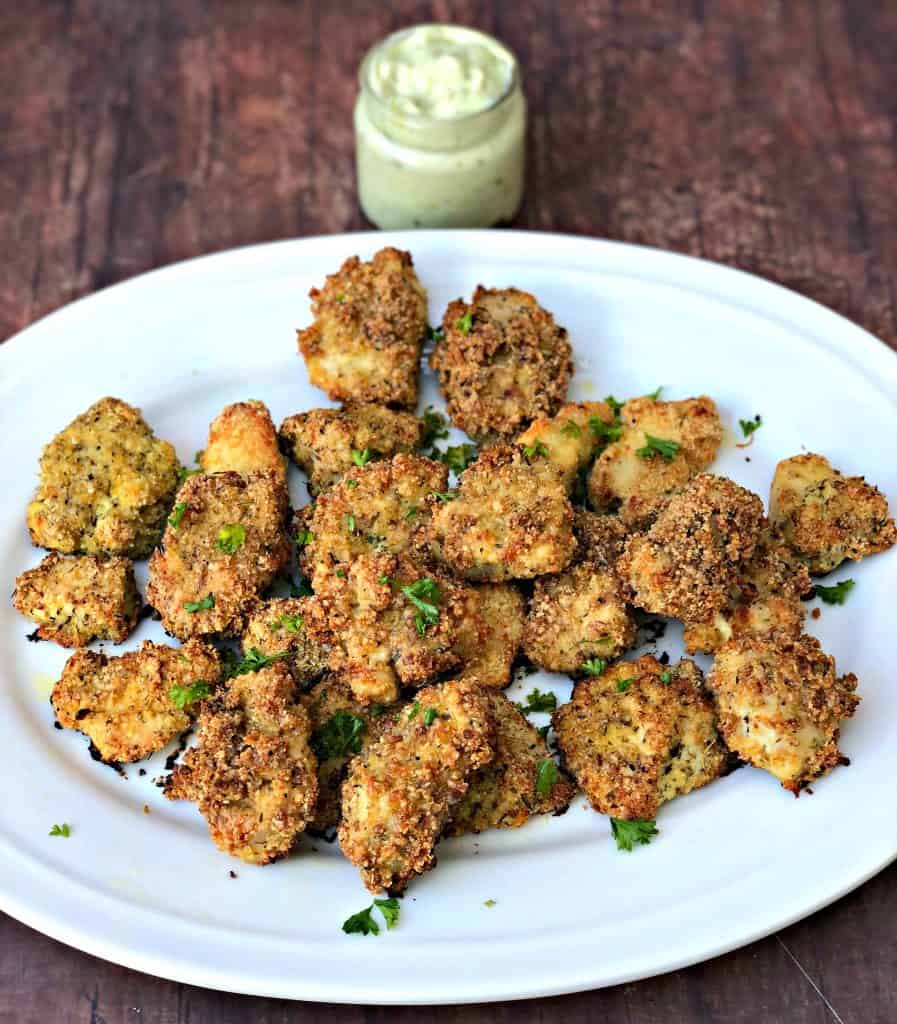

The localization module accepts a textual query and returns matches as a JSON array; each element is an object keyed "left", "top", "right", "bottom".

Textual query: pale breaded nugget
[
  {"left": 279, "top": 404, "right": 424, "bottom": 495},
  {"left": 769, "top": 453, "right": 896, "bottom": 574},
  {"left": 588, "top": 396, "right": 722, "bottom": 526},
  {"left": 517, "top": 401, "right": 615, "bottom": 492},
  {"left": 13, "top": 552, "right": 140, "bottom": 647},
  {"left": 27, "top": 397, "right": 179, "bottom": 558},
  {"left": 429, "top": 443, "right": 577, "bottom": 581},
  {"left": 201, "top": 400, "right": 286, "bottom": 489},
  {"left": 241, "top": 597, "right": 331, "bottom": 686},
  {"left": 552, "top": 657, "right": 729, "bottom": 820},
  {"left": 430, "top": 286, "right": 573, "bottom": 440},
  {"left": 146, "top": 471, "right": 292, "bottom": 639},
  {"left": 297, "top": 247, "right": 427, "bottom": 409},
  {"left": 683, "top": 529, "right": 811, "bottom": 654},
  {"left": 298, "top": 453, "right": 447, "bottom": 588},
  {"left": 708, "top": 635, "right": 859, "bottom": 793},
  {"left": 52, "top": 639, "right": 221, "bottom": 763},
  {"left": 618, "top": 474, "right": 764, "bottom": 623},
  {"left": 339, "top": 678, "right": 495, "bottom": 893},
  {"left": 523, "top": 561, "right": 636, "bottom": 674},
  {"left": 573, "top": 509, "right": 633, "bottom": 568},
  {"left": 455, "top": 582, "right": 525, "bottom": 688},
  {"left": 312, "top": 552, "right": 469, "bottom": 705},
  {"left": 165, "top": 662, "right": 318, "bottom": 864},
  {"left": 447, "top": 690, "right": 575, "bottom": 836}
]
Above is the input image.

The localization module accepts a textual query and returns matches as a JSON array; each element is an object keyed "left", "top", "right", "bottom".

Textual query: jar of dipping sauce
[{"left": 354, "top": 24, "right": 526, "bottom": 229}]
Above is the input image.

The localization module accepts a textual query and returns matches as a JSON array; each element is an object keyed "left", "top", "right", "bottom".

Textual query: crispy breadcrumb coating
[
  {"left": 297, "top": 247, "right": 427, "bottom": 409},
  {"left": 279, "top": 404, "right": 424, "bottom": 496},
  {"left": 27, "top": 397, "right": 179, "bottom": 558},
  {"left": 618, "top": 474, "right": 764, "bottom": 623},
  {"left": 338, "top": 678, "right": 495, "bottom": 894},
  {"left": 553, "top": 657, "right": 728, "bottom": 820},
  {"left": 447, "top": 690, "right": 575, "bottom": 836},
  {"left": 573, "top": 509, "right": 633, "bottom": 568},
  {"left": 708, "top": 635, "right": 859, "bottom": 793},
  {"left": 240, "top": 597, "right": 331, "bottom": 686},
  {"left": 517, "top": 401, "right": 614, "bottom": 492},
  {"left": 165, "top": 662, "right": 318, "bottom": 864},
  {"left": 455, "top": 582, "right": 525, "bottom": 688},
  {"left": 588, "top": 396, "right": 722, "bottom": 526},
  {"left": 52, "top": 639, "right": 221, "bottom": 763},
  {"left": 13, "top": 552, "right": 140, "bottom": 647},
  {"left": 146, "top": 470, "right": 292, "bottom": 639},
  {"left": 201, "top": 400, "right": 286, "bottom": 490},
  {"left": 431, "top": 286, "right": 573, "bottom": 440},
  {"left": 769, "top": 453, "right": 897, "bottom": 574}
]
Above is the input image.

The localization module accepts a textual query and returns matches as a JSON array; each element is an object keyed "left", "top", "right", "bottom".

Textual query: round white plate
[{"left": 1, "top": 231, "right": 895, "bottom": 1005}]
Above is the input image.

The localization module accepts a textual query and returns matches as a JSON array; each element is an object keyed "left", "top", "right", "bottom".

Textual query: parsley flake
[
  {"left": 659, "top": 671, "right": 673, "bottom": 684},
  {"left": 611, "top": 817, "right": 659, "bottom": 852},
  {"left": 647, "top": 386, "right": 664, "bottom": 401},
  {"left": 636, "top": 435, "right": 681, "bottom": 462},
  {"left": 421, "top": 407, "right": 449, "bottom": 447},
  {"left": 522, "top": 440, "right": 550, "bottom": 460},
  {"left": 582, "top": 658, "right": 607, "bottom": 677},
  {"left": 184, "top": 593, "right": 215, "bottom": 613},
  {"left": 455, "top": 311, "right": 474, "bottom": 334},
  {"left": 374, "top": 897, "right": 400, "bottom": 930},
  {"left": 342, "top": 905, "right": 380, "bottom": 936},
  {"left": 295, "top": 529, "right": 314, "bottom": 547},
  {"left": 604, "top": 395, "right": 625, "bottom": 416},
  {"left": 436, "top": 443, "right": 478, "bottom": 475},
  {"left": 224, "top": 648, "right": 291, "bottom": 679},
  {"left": 346, "top": 514, "right": 356, "bottom": 534},
  {"left": 423, "top": 707, "right": 438, "bottom": 727},
  {"left": 589, "top": 417, "right": 623, "bottom": 444},
  {"left": 170, "top": 681, "right": 211, "bottom": 709},
  {"left": 739, "top": 415, "right": 763, "bottom": 438},
  {"left": 535, "top": 758, "right": 560, "bottom": 796},
  {"left": 377, "top": 574, "right": 391, "bottom": 585},
  {"left": 815, "top": 579, "right": 855, "bottom": 605},
  {"left": 168, "top": 502, "right": 187, "bottom": 529},
  {"left": 351, "top": 448, "right": 373, "bottom": 468},
  {"left": 49, "top": 823, "right": 71, "bottom": 837},
  {"left": 176, "top": 466, "right": 200, "bottom": 486},
  {"left": 616, "top": 677, "right": 634, "bottom": 693},
  {"left": 216, "top": 523, "right": 246, "bottom": 554},
  {"left": 346, "top": 478, "right": 358, "bottom": 489},
  {"left": 429, "top": 490, "right": 458, "bottom": 503},
  {"left": 560, "top": 419, "right": 582, "bottom": 438},
  {"left": 517, "top": 688, "right": 558, "bottom": 715},
  {"left": 312, "top": 711, "right": 366, "bottom": 759},
  {"left": 484, "top": 899, "right": 497, "bottom": 908},
  {"left": 271, "top": 613, "right": 303, "bottom": 634},
  {"left": 407, "top": 702, "right": 421, "bottom": 721},
  {"left": 401, "top": 578, "right": 441, "bottom": 635},
  {"left": 289, "top": 576, "right": 313, "bottom": 598}
]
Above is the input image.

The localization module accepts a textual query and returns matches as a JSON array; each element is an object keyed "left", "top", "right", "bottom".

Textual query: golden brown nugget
[
  {"left": 455, "top": 582, "right": 525, "bottom": 688},
  {"left": 146, "top": 471, "right": 292, "bottom": 639},
  {"left": 201, "top": 400, "right": 287, "bottom": 490},
  {"left": 241, "top": 597, "right": 331, "bottom": 686},
  {"left": 27, "top": 397, "right": 179, "bottom": 558},
  {"left": 429, "top": 443, "right": 577, "bottom": 581},
  {"left": 517, "top": 401, "right": 615, "bottom": 492},
  {"left": 769, "top": 453, "right": 896, "bottom": 574},
  {"left": 552, "top": 657, "right": 728, "bottom": 820},
  {"left": 165, "top": 662, "right": 318, "bottom": 864},
  {"left": 431, "top": 286, "right": 573, "bottom": 440},
  {"left": 298, "top": 453, "right": 448, "bottom": 587},
  {"left": 339, "top": 678, "right": 495, "bottom": 894},
  {"left": 279, "top": 404, "right": 424, "bottom": 495},
  {"left": 447, "top": 690, "right": 575, "bottom": 836},
  {"left": 618, "top": 474, "right": 764, "bottom": 623},
  {"left": 573, "top": 509, "right": 633, "bottom": 568},
  {"left": 13, "top": 552, "right": 140, "bottom": 647},
  {"left": 588, "top": 396, "right": 722, "bottom": 526},
  {"left": 52, "top": 639, "right": 221, "bottom": 764},
  {"left": 708, "top": 635, "right": 859, "bottom": 793},
  {"left": 297, "top": 247, "right": 428, "bottom": 409}
]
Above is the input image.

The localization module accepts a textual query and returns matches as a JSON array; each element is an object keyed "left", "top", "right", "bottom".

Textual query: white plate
[{"left": 1, "top": 231, "right": 895, "bottom": 1005}]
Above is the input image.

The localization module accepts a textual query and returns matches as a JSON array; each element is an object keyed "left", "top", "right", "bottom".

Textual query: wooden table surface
[{"left": 2, "top": 1, "right": 896, "bottom": 1021}]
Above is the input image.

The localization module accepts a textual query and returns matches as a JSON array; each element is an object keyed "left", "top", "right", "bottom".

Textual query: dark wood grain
[{"left": 1, "top": 1, "right": 896, "bottom": 1021}]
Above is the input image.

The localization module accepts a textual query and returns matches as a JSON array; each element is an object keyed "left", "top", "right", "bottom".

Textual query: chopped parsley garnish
[
  {"left": 216, "top": 523, "right": 246, "bottom": 554},
  {"left": 429, "top": 489, "right": 458, "bottom": 503},
  {"left": 455, "top": 311, "right": 474, "bottom": 334},
  {"left": 426, "top": 325, "right": 445, "bottom": 344},
  {"left": 421, "top": 406, "right": 449, "bottom": 447},
  {"left": 170, "top": 681, "right": 211, "bottom": 709},
  {"left": 560, "top": 419, "right": 582, "bottom": 437},
  {"left": 517, "top": 688, "right": 557, "bottom": 715},
  {"left": 659, "top": 671, "right": 673, "bottom": 684},
  {"left": 176, "top": 465, "right": 200, "bottom": 486},
  {"left": 484, "top": 899, "right": 497, "bottom": 908},
  {"left": 582, "top": 657, "right": 607, "bottom": 677},
  {"left": 168, "top": 502, "right": 187, "bottom": 529},
  {"left": 407, "top": 702, "right": 421, "bottom": 721},
  {"left": 536, "top": 724, "right": 550, "bottom": 741},
  {"left": 351, "top": 448, "right": 373, "bottom": 468},
  {"left": 815, "top": 579, "right": 855, "bottom": 605},
  {"left": 611, "top": 817, "right": 659, "bottom": 852},
  {"left": 616, "top": 677, "right": 634, "bottom": 693},
  {"left": 224, "top": 647, "right": 291, "bottom": 679},
  {"left": 295, "top": 529, "right": 314, "bottom": 547},
  {"left": 739, "top": 415, "right": 763, "bottom": 438},
  {"left": 336, "top": 294, "right": 346, "bottom": 303},
  {"left": 377, "top": 574, "right": 391, "bottom": 585},
  {"left": 312, "top": 711, "right": 366, "bottom": 759},
  {"left": 535, "top": 758, "right": 560, "bottom": 796},
  {"left": 604, "top": 394, "right": 625, "bottom": 416},
  {"left": 49, "top": 823, "right": 71, "bottom": 838},
  {"left": 342, "top": 904, "right": 384, "bottom": 936},
  {"left": 289, "top": 576, "right": 313, "bottom": 598},
  {"left": 346, "top": 479, "right": 358, "bottom": 489},
  {"left": 336, "top": 569, "right": 346, "bottom": 578},
  {"left": 635, "top": 435, "right": 681, "bottom": 462},
  {"left": 422, "top": 707, "right": 438, "bottom": 727},
  {"left": 184, "top": 593, "right": 215, "bottom": 613},
  {"left": 374, "top": 897, "right": 400, "bottom": 929},
  {"left": 405, "top": 506, "right": 418, "bottom": 520},
  {"left": 647, "top": 386, "right": 663, "bottom": 401},
  {"left": 401, "top": 578, "right": 441, "bottom": 635},
  {"left": 522, "top": 440, "right": 549, "bottom": 460},
  {"left": 589, "top": 417, "right": 623, "bottom": 444},
  {"left": 436, "top": 443, "right": 478, "bottom": 475},
  {"left": 271, "top": 613, "right": 303, "bottom": 634},
  {"left": 346, "top": 514, "right": 356, "bottom": 534}
]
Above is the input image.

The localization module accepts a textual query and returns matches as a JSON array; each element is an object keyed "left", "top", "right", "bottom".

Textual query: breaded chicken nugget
[
  {"left": 13, "top": 552, "right": 140, "bottom": 647},
  {"left": 588, "top": 396, "right": 722, "bottom": 526},
  {"left": 166, "top": 662, "right": 318, "bottom": 864},
  {"left": 429, "top": 443, "right": 577, "bottom": 581},
  {"left": 146, "top": 471, "right": 292, "bottom": 639},
  {"left": 431, "top": 286, "right": 573, "bottom": 440},
  {"left": 297, "top": 247, "right": 427, "bottom": 409},
  {"left": 553, "top": 657, "right": 728, "bottom": 820},
  {"left": 447, "top": 690, "right": 575, "bottom": 836},
  {"left": 27, "top": 397, "right": 179, "bottom": 558},
  {"left": 523, "top": 561, "right": 636, "bottom": 674},
  {"left": 770, "top": 453, "right": 896, "bottom": 574},
  {"left": 708, "top": 635, "right": 859, "bottom": 793},
  {"left": 618, "top": 474, "right": 764, "bottom": 623},
  {"left": 455, "top": 582, "right": 525, "bottom": 688},
  {"left": 517, "top": 401, "right": 615, "bottom": 492},
  {"left": 241, "top": 597, "right": 331, "bottom": 686},
  {"left": 298, "top": 453, "right": 447, "bottom": 588},
  {"left": 52, "top": 639, "right": 221, "bottom": 763},
  {"left": 339, "top": 678, "right": 495, "bottom": 893},
  {"left": 279, "top": 404, "right": 424, "bottom": 496},
  {"left": 573, "top": 510, "right": 633, "bottom": 568},
  {"left": 201, "top": 400, "right": 286, "bottom": 489}
]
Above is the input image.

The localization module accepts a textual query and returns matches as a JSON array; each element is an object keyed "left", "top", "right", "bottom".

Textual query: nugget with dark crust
[
  {"left": 708, "top": 635, "right": 859, "bottom": 793},
  {"left": 573, "top": 509, "right": 633, "bottom": 568},
  {"left": 553, "top": 657, "right": 728, "bottom": 820},
  {"left": 431, "top": 286, "right": 573, "bottom": 440},
  {"left": 201, "top": 400, "right": 286, "bottom": 490},
  {"left": 13, "top": 552, "right": 140, "bottom": 647},
  {"left": 27, "top": 397, "right": 179, "bottom": 558},
  {"left": 429, "top": 443, "right": 577, "bottom": 581},
  {"left": 455, "top": 582, "right": 525, "bottom": 688},
  {"left": 297, "top": 247, "right": 427, "bottom": 409},
  {"left": 517, "top": 401, "right": 615, "bottom": 492},
  {"left": 447, "top": 690, "right": 575, "bottom": 836},
  {"left": 52, "top": 639, "right": 221, "bottom": 763},
  {"left": 618, "top": 474, "right": 764, "bottom": 623},
  {"left": 241, "top": 597, "right": 331, "bottom": 686},
  {"left": 166, "top": 662, "right": 318, "bottom": 864},
  {"left": 588, "top": 396, "right": 722, "bottom": 526},
  {"left": 279, "top": 404, "right": 424, "bottom": 495},
  {"left": 146, "top": 471, "right": 292, "bottom": 639},
  {"left": 339, "top": 678, "right": 495, "bottom": 894},
  {"left": 769, "top": 453, "right": 896, "bottom": 574}
]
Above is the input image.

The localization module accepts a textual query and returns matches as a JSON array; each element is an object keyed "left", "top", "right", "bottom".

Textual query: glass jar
[{"left": 354, "top": 24, "right": 526, "bottom": 229}]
